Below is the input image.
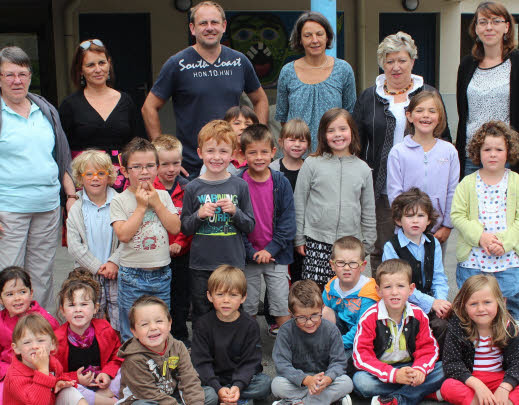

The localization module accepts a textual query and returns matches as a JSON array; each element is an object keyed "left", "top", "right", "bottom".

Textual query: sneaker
[
  {"left": 272, "top": 400, "right": 304, "bottom": 405},
  {"left": 268, "top": 323, "right": 280, "bottom": 337},
  {"left": 237, "top": 399, "right": 252, "bottom": 405},
  {"left": 341, "top": 395, "right": 353, "bottom": 405},
  {"left": 371, "top": 395, "right": 398, "bottom": 405},
  {"left": 425, "top": 390, "right": 443, "bottom": 402}
]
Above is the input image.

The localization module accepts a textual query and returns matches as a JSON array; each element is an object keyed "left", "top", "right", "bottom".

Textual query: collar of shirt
[
  {"left": 82, "top": 186, "right": 114, "bottom": 209},
  {"left": 397, "top": 227, "right": 429, "bottom": 249},
  {"left": 1, "top": 97, "right": 39, "bottom": 116},
  {"left": 377, "top": 299, "right": 415, "bottom": 324}
]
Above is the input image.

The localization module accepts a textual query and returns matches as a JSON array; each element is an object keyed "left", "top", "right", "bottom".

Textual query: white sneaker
[{"left": 341, "top": 395, "right": 353, "bottom": 405}]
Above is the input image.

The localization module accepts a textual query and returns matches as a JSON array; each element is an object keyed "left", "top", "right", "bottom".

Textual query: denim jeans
[
  {"left": 353, "top": 361, "right": 444, "bottom": 405},
  {"left": 118, "top": 265, "right": 171, "bottom": 341},
  {"left": 456, "top": 264, "right": 519, "bottom": 319},
  {"left": 204, "top": 373, "right": 272, "bottom": 405}
]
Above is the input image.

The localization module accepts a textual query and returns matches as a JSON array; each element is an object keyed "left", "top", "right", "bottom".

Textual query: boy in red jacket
[
  {"left": 152, "top": 135, "right": 193, "bottom": 345},
  {"left": 351, "top": 259, "right": 444, "bottom": 405}
]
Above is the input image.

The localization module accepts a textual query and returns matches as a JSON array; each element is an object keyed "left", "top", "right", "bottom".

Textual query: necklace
[
  {"left": 384, "top": 79, "right": 413, "bottom": 95},
  {"left": 302, "top": 56, "right": 331, "bottom": 69}
]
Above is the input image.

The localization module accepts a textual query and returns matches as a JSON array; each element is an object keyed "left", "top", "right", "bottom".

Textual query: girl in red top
[
  {"left": 55, "top": 269, "right": 122, "bottom": 405},
  {"left": 0, "top": 266, "right": 59, "bottom": 401},
  {"left": 4, "top": 313, "right": 85, "bottom": 405}
]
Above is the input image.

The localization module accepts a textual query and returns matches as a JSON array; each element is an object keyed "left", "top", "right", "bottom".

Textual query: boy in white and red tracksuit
[{"left": 350, "top": 259, "right": 444, "bottom": 405}]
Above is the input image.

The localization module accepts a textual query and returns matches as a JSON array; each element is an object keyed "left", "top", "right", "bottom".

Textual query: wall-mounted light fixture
[
  {"left": 175, "top": 0, "right": 192, "bottom": 12},
  {"left": 402, "top": 0, "right": 419, "bottom": 11}
]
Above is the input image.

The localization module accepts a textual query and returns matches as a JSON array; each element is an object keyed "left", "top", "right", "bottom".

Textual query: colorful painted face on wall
[{"left": 229, "top": 14, "right": 290, "bottom": 88}]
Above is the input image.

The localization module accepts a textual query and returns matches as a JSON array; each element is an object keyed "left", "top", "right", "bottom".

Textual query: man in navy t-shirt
[{"left": 142, "top": 1, "right": 269, "bottom": 177}]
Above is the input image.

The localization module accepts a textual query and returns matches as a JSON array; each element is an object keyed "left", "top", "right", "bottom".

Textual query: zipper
[{"left": 335, "top": 158, "right": 343, "bottom": 239}]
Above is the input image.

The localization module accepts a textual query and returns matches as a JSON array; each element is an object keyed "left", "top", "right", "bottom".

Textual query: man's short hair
[
  {"left": 375, "top": 259, "right": 412, "bottom": 286},
  {"left": 207, "top": 264, "right": 247, "bottom": 296},
  {"left": 198, "top": 120, "right": 237, "bottom": 151},
  {"left": 190, "top": 1, "right": 225, "bottom": 23},
  {"left": 288, "top": 280, "right": 323, "bottom": 313}
]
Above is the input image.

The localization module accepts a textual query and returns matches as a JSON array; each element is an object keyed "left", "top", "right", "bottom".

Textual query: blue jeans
[
  {"left": 204, "top": 373, "right": 272, "bottom": 405},
  {"left": 353, "top": 361, "right": 444, "bottom": 405},
  {"left": 457, "top": 264, "right": 519, "bottom": 319},
  {"left": 118, "top": 265, "right": 171, "bottom": 342}
]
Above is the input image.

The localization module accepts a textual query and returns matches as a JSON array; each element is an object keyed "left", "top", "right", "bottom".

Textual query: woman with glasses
[
  {"left": 456, "top": 1, "right": 518, "bottom": 178},
  {"left": 59, "top": 39, "right": 144, "bottom": 192},
  {"left": 0, "top": 46, "right": 75, "bottom": 310}
]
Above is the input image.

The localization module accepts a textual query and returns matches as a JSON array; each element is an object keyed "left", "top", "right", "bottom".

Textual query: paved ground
[{"left": 52, "top": 230, "right": 460, "bottom": 404}]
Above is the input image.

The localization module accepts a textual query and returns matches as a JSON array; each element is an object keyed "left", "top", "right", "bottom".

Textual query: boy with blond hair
[
  {"left": 152, "top": 134, "right": 192, "bottom": 344},
  {"left": 67, "top": 149, "right": 122, "bottom": 331},
  {"left": 191, "top": 265, "right": 271, "bottom": 405},
  {"left": 352, "top": 259, "right": 444, "bottom": 405},
  {"left": 322, "top": 236, "right": 379, "bottom": 355},
  {"left": 110, "top": 137, "right": 180, "bottom": 341},
  {"left": 181, "top": 120, "right": 255, "bottom": 322},
  {"left": 272, "top": 280, "right": 353, "bottom": 405}
]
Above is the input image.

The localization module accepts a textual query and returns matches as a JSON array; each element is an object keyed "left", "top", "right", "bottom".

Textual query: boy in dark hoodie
[{"left": 117, "top": 295, "right": 205, "bottom": 404}]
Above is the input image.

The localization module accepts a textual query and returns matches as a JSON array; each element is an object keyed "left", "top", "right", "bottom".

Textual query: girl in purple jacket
[{"left": 386, "top": 91, "right": 460, "bottom": 251}]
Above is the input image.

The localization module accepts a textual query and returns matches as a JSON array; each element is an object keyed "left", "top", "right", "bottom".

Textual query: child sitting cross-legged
[
  {"left": 272, "top": 280, "right": 353, "bottom": 405},
  {"left": 351, "top": 259, "right": 444, "bottom": 405},
  {"left": 118, "top": 295, "right": 205, "bottom": 404},
  {"left": 191, "top": 264, "right": 272, "bottom": 405},
  {"left": 322, "top": 236, "right": 379, "bottom": 357}
]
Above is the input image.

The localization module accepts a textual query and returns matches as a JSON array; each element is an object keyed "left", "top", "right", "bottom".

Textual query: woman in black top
[
  {"left": 456, "top": 2, "right": 518, "bottom": 178},
  {"left": 59, "top": 39, "right": 143, "bottom": 190}
]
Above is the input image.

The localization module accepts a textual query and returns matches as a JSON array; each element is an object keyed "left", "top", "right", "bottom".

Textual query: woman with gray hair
[
  {"left": 275, "top": 11, "right": 356, "bottom": 150},
  {"left": 353, "top": 32, "right": 451, "bottom": 274},
  {"left": 0, "top": 46, "right": 75, "bottom": 310}
]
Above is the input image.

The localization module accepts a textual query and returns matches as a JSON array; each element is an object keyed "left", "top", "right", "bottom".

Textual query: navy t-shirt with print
[{"left": 151, "top": 46, "right": 261, "bottom": 169}]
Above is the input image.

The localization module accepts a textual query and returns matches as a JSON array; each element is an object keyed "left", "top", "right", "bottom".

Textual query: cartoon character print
[
  {"left": 132, "top": 210, "right": 169, "bottom": 251},
  {"left": 196, "top": 193, "right": 239, "bottom": 236},
  {"left": 146, "top": 358, "right": 175, "bottom": 395}
]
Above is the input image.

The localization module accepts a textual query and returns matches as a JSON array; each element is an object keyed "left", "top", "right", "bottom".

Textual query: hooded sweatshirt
[
  {"left": 117, "top": 334, "right": 204, "bottom": 404},
  {"left": 323, "top": 275, "right": 379, "bottom": 349}
]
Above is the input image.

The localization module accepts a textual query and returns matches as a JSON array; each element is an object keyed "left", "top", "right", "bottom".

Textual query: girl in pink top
[{"left": 0, "top": 267, "right": 59, "bottom": 393}]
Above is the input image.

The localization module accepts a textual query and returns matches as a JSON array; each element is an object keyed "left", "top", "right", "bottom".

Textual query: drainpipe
[
  {"left": 63, "top": 0, "right": 81, "bottom": 95},
  {"left": 311, "top": 0, "right": 337, "bottom": 57},
  {"left": 356, "top": 0, "right": 366, "bottom": 89}
]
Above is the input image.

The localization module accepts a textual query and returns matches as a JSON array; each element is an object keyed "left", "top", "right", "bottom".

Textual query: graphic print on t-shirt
[
  {"left": 196, "top": 193, "right": 238, "bottom": 236},
  {"left": 133, "top": 210, "right": 169, "bottom": 250}
]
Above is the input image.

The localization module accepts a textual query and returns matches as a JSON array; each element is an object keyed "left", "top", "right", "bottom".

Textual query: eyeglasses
[
  {"left": 294, "top": 313, "right": 322, "bottom": 325},
  {"left": 80, "top": 39, "right": 104, "bottom": 50},
  {"left": 81, "top": 170, "right": 108, "bottom": 179},
  {"left": 476, "top": 18, "right": 506, "bottom": 26},
  {"left": 127, "top": 164, "right": 157, "bottom": 172},
  {"left": 0, "top": 71, "right": 31, "bottom": 83},
  {"left": 331, "top": 260, "right": 363, "bottom": 269}
]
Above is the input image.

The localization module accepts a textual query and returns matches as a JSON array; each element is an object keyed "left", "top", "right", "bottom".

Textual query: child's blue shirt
[
  {"left": 382, "top": 228, "right": 449, "bottom": 314},
  {"left": 322, "top": 275, "right": 379, "bottom": 349}
]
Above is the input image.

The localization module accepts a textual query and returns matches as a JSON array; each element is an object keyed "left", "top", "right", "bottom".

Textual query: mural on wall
[{"left": 189, "top": 11, "right": 345, "bottom": 89}]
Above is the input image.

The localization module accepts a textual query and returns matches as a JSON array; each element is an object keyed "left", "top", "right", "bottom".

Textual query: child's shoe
[
  {"left": 341, "top": 395, "right": 352, "bottom": 405},
  {"left": 268, "top": 323, "right": 280, "bottom": 337},
  {"left": 371, "top": 395, "right": 398, "bottom": 405},
  {"left": 237, "top": 399, "right": 253, "bottom": 405},
  {"left": 425, "top": 390, "right": 443, "bottom": 401},
  {"left": 272, "top": 400, "right": 304, "bottom": 405}
]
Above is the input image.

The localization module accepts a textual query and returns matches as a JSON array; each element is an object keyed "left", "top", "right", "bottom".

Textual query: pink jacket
[{"left": 0, "top": 301, "right": 59, "bottom": 380}]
